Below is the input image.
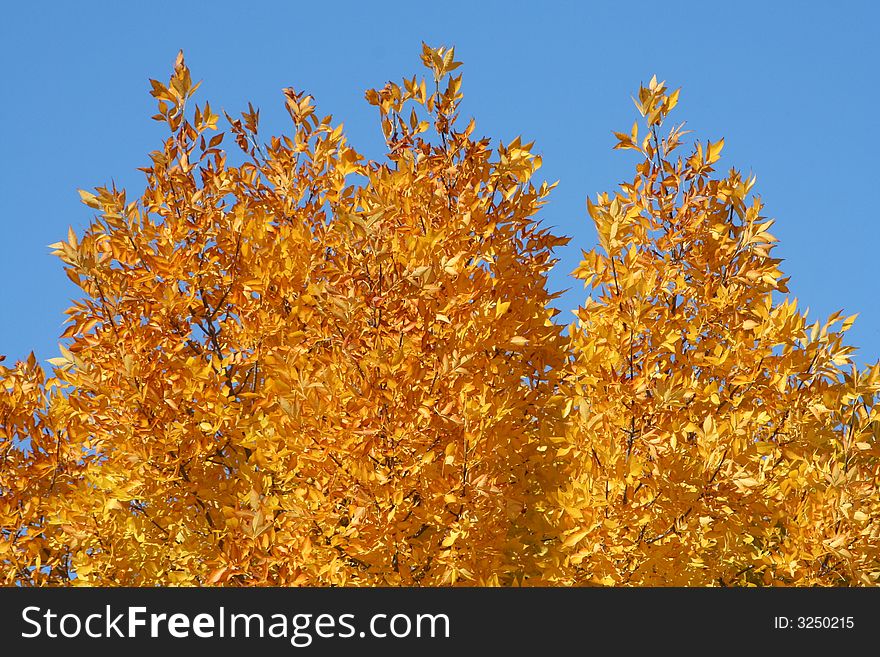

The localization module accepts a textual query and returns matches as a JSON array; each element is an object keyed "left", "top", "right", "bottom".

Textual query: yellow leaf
[
  {"left": 707, "top": 138, "right": 724, "bottom": 164},
  {"left": 563, "top": 528, "right": 590, "bottom": 548}
]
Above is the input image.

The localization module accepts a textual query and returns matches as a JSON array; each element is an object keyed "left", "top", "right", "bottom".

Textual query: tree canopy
[{"left": 2, "top": 46, "right": 878, "bottom": 586}]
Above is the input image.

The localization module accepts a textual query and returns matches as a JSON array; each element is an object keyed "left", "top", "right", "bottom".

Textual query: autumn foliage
[{"left": 2, "top": 47, "right": 878, "bottom": 586}]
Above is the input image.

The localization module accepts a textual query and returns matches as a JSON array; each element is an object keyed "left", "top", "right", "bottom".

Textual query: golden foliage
[
  {"left": 555, "top": 75, "right": 880, "bottom": 585},
  {"left": 1, "top": 52, "right": 878, "bottom": 586}
]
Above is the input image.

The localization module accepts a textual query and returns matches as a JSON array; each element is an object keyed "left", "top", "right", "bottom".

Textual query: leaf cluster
[{"left": 2, "top": 50, "right": 878, "bottom": 587}]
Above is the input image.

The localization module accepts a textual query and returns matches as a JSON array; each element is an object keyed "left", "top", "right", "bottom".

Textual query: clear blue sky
[{"left": 2, "top": 1, "right": 878, "bottom": 365}]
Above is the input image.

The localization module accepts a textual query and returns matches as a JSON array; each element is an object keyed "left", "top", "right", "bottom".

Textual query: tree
[
  {"left": 1, "top": 46, "right": 568, "bottom": 586},
  {"left": 553, "top": 76, "right": 880, "bottom": 585},
  {"left": 1, "top": 50, "right": 877, "bottom": 587}
]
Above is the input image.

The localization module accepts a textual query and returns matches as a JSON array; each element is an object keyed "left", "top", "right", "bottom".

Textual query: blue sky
[{"left": 2, "top": 0, "right": 878, "bottom": 365}]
